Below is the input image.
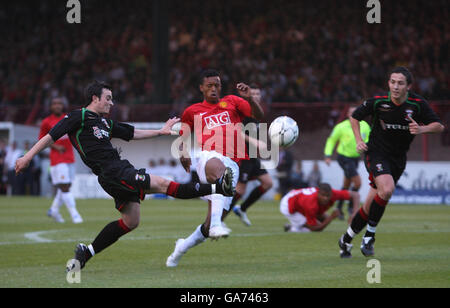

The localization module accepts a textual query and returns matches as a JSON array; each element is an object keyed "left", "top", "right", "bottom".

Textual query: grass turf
[{"left": 0, "top": 196, "right": 449, "bottom": 288}]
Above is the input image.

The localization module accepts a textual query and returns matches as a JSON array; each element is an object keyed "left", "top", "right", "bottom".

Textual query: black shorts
[
  {"left": 97, "top": 161, "right": 151, "bottom": 211},
  {"left": 364, "top": 151, "right": 406, "bottom": 189},
  {"left": 337, "top": 154, "right": 360, "bottom": 179},
  {"left": 238, "top": 158, "right": 268, "bottom": 183}
]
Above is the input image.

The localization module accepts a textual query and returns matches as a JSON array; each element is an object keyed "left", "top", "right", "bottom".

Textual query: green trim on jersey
[{"left": 76, "top": 108, "right": 86, "bottom": 157}]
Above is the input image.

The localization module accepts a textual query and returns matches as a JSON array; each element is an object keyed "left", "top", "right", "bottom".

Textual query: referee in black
[
  {"left": 15, "top": 80, "right": 235, "bottom": 271},
  {"left": 338, "top": 67, "right": 444, "bottom": 258}
]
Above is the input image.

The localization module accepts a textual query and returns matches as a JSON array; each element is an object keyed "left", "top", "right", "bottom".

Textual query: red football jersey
[
  {"left": 181, "top": 95, "right": 252, "bottom": 163},
  {"left": 287, "top": 187, "right": 350, "bottom": 226},
  {"left": 39, "top": 113, "right": 75, "bottom": 166}
]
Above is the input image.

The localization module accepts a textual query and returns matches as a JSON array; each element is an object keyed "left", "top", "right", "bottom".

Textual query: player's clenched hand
[
  {"left": 356, "top": 140, "right": 368, "bottom": 154},
  {"left": 15, "top": 156, "right": 31, "bottom": 175},
  {"left": 160, "top": 117, "right": 180, "bottom": 136},
  {"left": 236, "top": 83, "right": 251, "bottom": 99},
  {"left": 180, "top": 157, "right": 191, "bottom": 173},
  {"left": 407, "top": 115, "right": 422, "bottom": 135}
]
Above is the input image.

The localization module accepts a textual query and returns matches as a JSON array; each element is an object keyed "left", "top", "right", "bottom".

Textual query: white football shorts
[
  {"left": 50, "top": 163, "right": 75, "bottom": 185},
  {"left": 279, "top": 193, "right": 310, "bottom": 232},
  {"left": 195, "top": 150, "right": 239, "bottom": 211}
]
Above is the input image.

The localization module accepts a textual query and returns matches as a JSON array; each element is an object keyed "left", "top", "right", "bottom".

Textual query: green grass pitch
[{"left": 0, "top": 196, "right": 449, "bottom": 288}]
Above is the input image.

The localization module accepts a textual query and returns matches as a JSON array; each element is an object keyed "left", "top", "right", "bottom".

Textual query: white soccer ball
[
  {"left": 269, "top": 116, "right": 299, "bottom": 148},
  {"left": 170, "top": 122, "right": 182, "bottom": 135}
]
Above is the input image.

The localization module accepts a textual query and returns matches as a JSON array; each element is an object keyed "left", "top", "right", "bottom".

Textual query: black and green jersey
[
  {"left": 352, "top": 92, "right": 441, "bottom": 156},
  {"left": 49, "top": 108, "right": 135, "bottom": 176}
]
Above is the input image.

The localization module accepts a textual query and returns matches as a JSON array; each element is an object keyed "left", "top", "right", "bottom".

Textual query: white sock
[
  {"left": 50, "top": 189, "right": 63, "bottom": 213},
  {"left": 178, "top": 225, "right": 206, "bottom": 253},
  {"left": 210, "top": 198, "right": 225, "bottom": 229},
  {"left": 61, "top": 191, "right": 79, "bottom": 218}
]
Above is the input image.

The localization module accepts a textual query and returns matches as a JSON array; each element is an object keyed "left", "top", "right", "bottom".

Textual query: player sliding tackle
[{"left": 15, "top": 80, "right": 235, "bottom": 272}]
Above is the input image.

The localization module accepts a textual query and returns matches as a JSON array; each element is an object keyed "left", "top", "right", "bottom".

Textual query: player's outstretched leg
[
  {"left": 160, "top": 167, "right": 235, "bottom": 199},
  {"left": 66, "top": 203, "right": 138, "bottom": 271},
  {"left": 166, "top": 224, "right": 207, "bottom": 267}
]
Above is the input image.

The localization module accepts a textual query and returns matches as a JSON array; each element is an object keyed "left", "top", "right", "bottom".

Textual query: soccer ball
[
  {"left": 269, "top": 116, "right": 299, "bottom": 148},
  {"left": 170, "top": 122, "right": 182, "bottom": 135}
]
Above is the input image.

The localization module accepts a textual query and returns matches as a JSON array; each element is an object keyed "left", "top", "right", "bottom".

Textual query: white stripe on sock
[
  {"left": 88, "top": 244, "right": 95, "bottom": 256},
  {"left": 367, "top": 225, "right": 377, "bottom": 234},
  {"left": 346, "top": 227, "right": 356, "bottom": 238}
]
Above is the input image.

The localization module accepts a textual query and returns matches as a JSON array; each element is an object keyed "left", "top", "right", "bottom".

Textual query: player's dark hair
[
  {"left": 389, "top": 67, "right": 413, "bottom": 85},
  {"left": 318, "top": 183, "right": 332, "bottom": 194},
  {"left": 199, "top": 69, "right": 220, "bottom": 85},
  {"left": 84, "top": 80, "right": 112, "bottom": 106}
]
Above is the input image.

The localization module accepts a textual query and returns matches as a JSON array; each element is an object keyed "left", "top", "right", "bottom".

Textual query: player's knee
[
  {"left": 123, "top": 217, "right": 139, "bottom": 230},
  {"left": 378, "top": 185, "right": 394, "bottom": 201},
  {"left": 261, "top": 179, "right": 273, "bottom": 191},
  {"left": 205, "top": 158, "right": 225, "bottom": 183}
]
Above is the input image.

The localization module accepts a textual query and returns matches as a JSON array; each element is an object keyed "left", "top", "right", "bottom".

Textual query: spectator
[
  {"left": 277, "top": 149, "right": 294, "bottom": 196},
  {"left": 307, "top": 161, "right": 322, "bottom": 187},
  {"left": 4, "top": 141, "right": 23, "bottom": 195},
  {"left": 0, "top": 139, "right": 7, "bottom": 194}
]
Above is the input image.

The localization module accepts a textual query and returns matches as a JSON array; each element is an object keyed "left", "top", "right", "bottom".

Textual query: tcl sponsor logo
[{"left": 204, "top": 111, "right": 231, "bottom": 129}]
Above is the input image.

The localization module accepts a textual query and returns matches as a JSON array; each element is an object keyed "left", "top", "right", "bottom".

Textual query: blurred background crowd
[
  {"left": 0, "top": 0, "right": 448, "bottom": 196},
  {"left": 0, "top": 0, "right": 448, "bottom": 123}
]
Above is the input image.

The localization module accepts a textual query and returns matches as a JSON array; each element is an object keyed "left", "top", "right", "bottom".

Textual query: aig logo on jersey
[
  {"left": 204, "top": 111, "right": 231, "bottom": 129},
  {"left": 93, "top": 126, "right": 110, "bottom": 139}
]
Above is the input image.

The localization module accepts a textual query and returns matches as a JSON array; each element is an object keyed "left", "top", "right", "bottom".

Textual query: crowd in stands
[{"left": 0, "top": 0, "right": 448, "bottom": 124}]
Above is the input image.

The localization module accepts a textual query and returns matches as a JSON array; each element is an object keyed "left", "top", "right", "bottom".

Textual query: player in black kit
[
  {"left": 338, "top": 67, "right": 444, "bottom": 258},
  {"left": 15, "top": 80, "right": 235, "bottom": 271}
]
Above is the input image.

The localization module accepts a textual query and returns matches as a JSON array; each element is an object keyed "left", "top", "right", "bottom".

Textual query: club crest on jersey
[
  {"left": 376, "top": 163, "right": 383, "bottom": 172},
  {"left": 405, "top": 109, "right": 414, "bottom": 121},
  {"left": 93, "top": 126, "right": 102, "bottom": 139},
  {"left": 219, "top": 101, "right": 227, "bottom": 108},
  {"left": 93, "top": 126, "right": 109, "bottom": 139},
  {"left": 204, "top": 111, "right": 231, "bottom": 129}
]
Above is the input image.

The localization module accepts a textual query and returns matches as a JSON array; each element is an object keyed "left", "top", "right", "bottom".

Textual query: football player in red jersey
[
  {"left": 280, "top": 183, "right": 360, "bottom": 233},
  {"left": 40, "top": 97, "right": 83, "bottom": 223},
  {"left": 166, "top": 69, "right": 264, "bottom": 267}
]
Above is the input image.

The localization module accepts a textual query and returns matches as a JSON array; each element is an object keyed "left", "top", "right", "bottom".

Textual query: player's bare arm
[
  {"left": 237, "top": 83, "right": 264, "bottom": 120},
  {"left": 407, "top": 115, "right": 444, "bottom": 135},
  {"left": 242, "top": 132, "right": 267, "bottom": 155},
  {"left": 350, "top": 116, "right": 368, "bottom": 154},
  {"left": 133, "top": 117, "right": 180, "bottom": 140},
  {"left": 15, "top": 134, "right": 54, "bottom": 174},
  {"left": 306, "top": 209, "right": 340, "bottom": 232}
]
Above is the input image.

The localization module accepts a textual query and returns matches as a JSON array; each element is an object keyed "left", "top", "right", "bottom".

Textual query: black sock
[
  {"left": 364, "top": 194, "right": 388, "bottom": 238},
  {"left": 200, "top": 224, "right": 209, "bottom": 238},
  {"left": 343, "top": 208, "right": 368, "bottom": 243},
  {"left": 90, "top": 219, "right": 131, "bottom": 257},
  {"left": 241, "top": 186, "right": 267, "bottom": 212},
  {"left": 230, "top": 192, "right": 242, "bottom": 209},
  {"left": 337, "top": 199, "right": 344, "bottom": 211},
  {"left": 348, "top": 187, "right": 359, "bottom": 214},
  {"left": 166, "top": 181, "right": 214, "bottom": 199}
]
